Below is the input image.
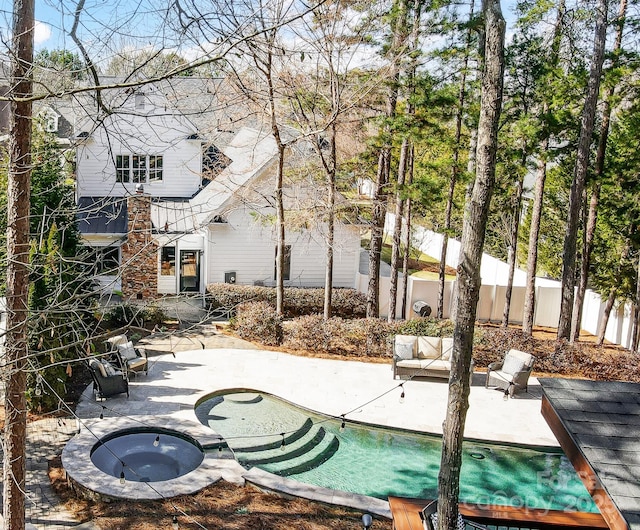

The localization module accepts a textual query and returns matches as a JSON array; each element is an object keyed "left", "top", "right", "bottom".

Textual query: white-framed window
[
  {"left": 115, "top": 154, "right": 163, "bottom": 183},
  {"left": 44, "top": 112, "right": 58, "bottom": 133},
  {"left": 38, "top": 108, "right": 59, "bottom": 133},
  {"left": 149, "top": 155, "right": 163, "bottom": 181},
  {"left": 132, "top": 155, "right": 147, "bottom": 183},
  {"left": 160, "top": 246, "right": 175, "bottom": 276},
  {"left": 116, "top": 155, "right": 130, "bottom": 182}
]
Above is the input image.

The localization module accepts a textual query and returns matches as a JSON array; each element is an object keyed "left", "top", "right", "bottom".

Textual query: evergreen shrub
[
  {"left": 206, "top": 283, "right": 366, "bottom": 318},
  {"left": 233, "top": 301, "right": 283, "bottom": 346}
]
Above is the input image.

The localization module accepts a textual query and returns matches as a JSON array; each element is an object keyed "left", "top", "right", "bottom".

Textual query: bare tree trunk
[
  {"left": 401, "top": 148, "right": 414, "bottom": 320},
  {"left": 390, "top": 2, "right": 422, "bottom": 322},
  {"left": 571, "top": 0, "right": 627, "bottom": 342},
  {"left": 4, "top": 1, "right": 34, "bottom": 528},
  {"left": 367, "top": 150, "right": 390, "bottom": 318},
  {"left": 523, "top": 143, "right": 547, "bottom": 334},
  {"left": 389, "top": 137, "right": 410, "bottom": 322},
  {"left": 367, "top": 0, "right": 408, "bottom": 318},
  {"left": 437, "top": 0, "right": 505, "bottom": 526},
  {"left": 464, "top": 128, "right": 478, "bottom": 202},
  {"left": 523, "top": 0, "right": 564, "bottom": 336},
  {"left": 323, "top": 120, "right": 337, "bottom": 320},
  {"left": 571, "top": 185, "right": 597, "bottom": 340},
  {"left": 438, "top": 0, "right": 475, "bottom": 319},
  {"left": 275, "top": 144, "right": 286, "bottom": 317},
  {"left": 502, "top": 172, "right": 524, "bottom": 327},
  {"left": 597, "top": 288, "right": 616, "bottom": 346},
  {"left": 558, "top": 0, "right": 608, "bottom": 339}
]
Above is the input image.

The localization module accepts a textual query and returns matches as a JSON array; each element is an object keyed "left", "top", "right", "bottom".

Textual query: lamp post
[{"left": 362, "top": 513, "right": 373, "bottom": 529}]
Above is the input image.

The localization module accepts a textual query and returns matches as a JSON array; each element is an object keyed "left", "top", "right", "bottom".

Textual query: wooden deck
[{"left": 388, "top": 497, "right": 609, "bottom": 530}]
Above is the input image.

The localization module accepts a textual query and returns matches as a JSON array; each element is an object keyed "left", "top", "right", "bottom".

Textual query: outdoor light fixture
[
  {"left": 280, "top": 433, "right": 286, "bottom": 451},
  {"left": 362, "top": 513, "right": 373, "bottom": 529},
  {"left": 119, "top": 470, "right": 125, "bottom": 485},
  {"left": 172, "top": 514, "right": 179, "bottom": 530},
  {"left": 399, "top": 384, "right": 405, "bottom": 404},
  {"left": 340, "top": 415, "right": 346, "bottom": 432},
  {"left": 99, "top": 406, "right": 105, "bottom": 419},
  {"left": 153, "top": 435, "right": 160, "bottom": 447}
]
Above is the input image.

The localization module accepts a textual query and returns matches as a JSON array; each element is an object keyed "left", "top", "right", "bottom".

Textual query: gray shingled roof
[
  {"left": 540, "top": 378, "right": 640, "bottom": 530},
  {"left": 76, "top": 196, "right": 127, "bottom": 235}
]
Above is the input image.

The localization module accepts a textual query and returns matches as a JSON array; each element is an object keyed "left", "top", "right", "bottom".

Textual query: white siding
[
  {"left": 76, "top": 112, "right": 202, "bottom": 199},
  {"left": 155, "top": 234, "right": 205, "bottom": 294},
  {"left": 206, "top": 207, "right": 360, "bottom": 288}
]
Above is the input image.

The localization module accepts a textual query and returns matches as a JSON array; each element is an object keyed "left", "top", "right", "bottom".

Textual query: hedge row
[
  {"left": 206, "top": 283, "right": 367, "bottom": 319},
  {"left": 231, "top": 301, "right": 456, "bottom": 357}
]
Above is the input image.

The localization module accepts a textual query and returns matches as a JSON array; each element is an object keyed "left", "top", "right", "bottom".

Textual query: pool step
[
  {"left": 238, "top": 426, "right": 328, "bottom": 466},
  {"left": 234, "top": 423, "right": 340, "bottom": 476},
  {"left": 227, "top": 394, "right": 264, "bottom": 404},
  {"left": 264, "top": 434, "right": 340, "bottom": 477},
  {"left": 232, "top": 418, "right": 314, "bottom": 453}
]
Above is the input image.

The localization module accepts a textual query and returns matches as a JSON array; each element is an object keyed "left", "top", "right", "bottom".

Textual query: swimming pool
[{"left": 195, "top": 390, "right": 598, "bottom": 513}]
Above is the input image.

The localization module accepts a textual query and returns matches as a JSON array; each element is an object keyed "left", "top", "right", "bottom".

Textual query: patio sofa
[{"left": 392, "top": 335, "right": 473, "bottom": 381}]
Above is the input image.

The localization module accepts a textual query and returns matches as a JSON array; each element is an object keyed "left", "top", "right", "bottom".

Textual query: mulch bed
[{"left": 48, "top": 456, "right": 390, "bottom": 529}]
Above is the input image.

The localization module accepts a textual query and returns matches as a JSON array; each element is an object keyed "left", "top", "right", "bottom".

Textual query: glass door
[{"left": 179, "top": 250, "right": 200, "bottom": 292}]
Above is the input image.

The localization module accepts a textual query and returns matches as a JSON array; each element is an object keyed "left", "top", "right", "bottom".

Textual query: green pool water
[{"left": 195, "top": 391, "right": 598, "bottom": 513}]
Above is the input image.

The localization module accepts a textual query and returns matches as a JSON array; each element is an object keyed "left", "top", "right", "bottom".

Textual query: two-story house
[{"left": 73, "top": 78, "right": 362, "bottom": 300}]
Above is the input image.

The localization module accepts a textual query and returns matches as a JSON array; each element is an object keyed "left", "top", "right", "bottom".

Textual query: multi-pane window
[
  {"left": 116, "top": 154, "right": 162, "bottom": 183},
  {"left": 116, "top": 155, "right": 130, "bottom": 183},
  {"left": 132, "top": 155, "right": 147, "bottom": 183},
  {"left": 149, "top": 155, "right": 163, "bottom": 181},
  {"left": 160, "top": 246, "right": 176, "bottom": 276}
]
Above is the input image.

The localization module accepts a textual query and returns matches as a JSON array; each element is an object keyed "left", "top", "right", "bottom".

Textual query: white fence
[{"left": 355, "top": 215, "right": 634, "bottom": 349}]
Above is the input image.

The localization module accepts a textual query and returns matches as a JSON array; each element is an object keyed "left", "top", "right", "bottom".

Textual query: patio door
[{"left": 179, "top": 250, "right": 200, "bottom": 292}]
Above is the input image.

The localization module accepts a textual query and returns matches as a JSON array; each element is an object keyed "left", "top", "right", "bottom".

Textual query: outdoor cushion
[
  {"left": 488, "top": 369, "right": 514, "bottom": 384},
  {"left": 441, "top": 338, "right": 454, "bottom": 361},
  {"left": 417, "top": 336, "right": 442, "bottom": 359},
  {"left": 395, "top": 335, "right": 417, "bottom": 360},
  {"left": 90, "top": 359, "right": 107, "bottom": 378},
  {"left": 107, "top": 334, "right": 129, "bottom": 348},
  {"left": 396, "top": 359, "right": 451, "bottom": 371},
  {"left": 502, "top": 353, "right": 526, "bottom": 375},
  {"left": 118, "top": 341, "right": 138, "bottom": 361},
  {"left": 102, "top": 360, "right": 117, "bottom": 377}
]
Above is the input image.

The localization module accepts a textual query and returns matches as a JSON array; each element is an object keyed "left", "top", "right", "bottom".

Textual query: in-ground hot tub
[
  {"left": 90, "top": 427, "right": 204, "bottom": 482},
  {"left": 62, "top": 415, "right": 238, "bottom": 500}
]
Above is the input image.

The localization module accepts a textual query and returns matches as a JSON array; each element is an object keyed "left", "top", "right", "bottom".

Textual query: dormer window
[
  {"left": 38, "top": 107, "right": 59, "bottom": 133},
  {"left": 116, "top": 154, "right": 162, "bottom": 183}
]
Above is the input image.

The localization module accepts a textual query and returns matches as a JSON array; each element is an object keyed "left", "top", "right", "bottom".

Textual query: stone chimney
[{"left": 120, "top": 193, "right": 157, "bottom": 299}]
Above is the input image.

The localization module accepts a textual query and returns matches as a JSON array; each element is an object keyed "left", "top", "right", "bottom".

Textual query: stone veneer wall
[{"left": 121, "top": 194, "right": 157, "bottom": 299}]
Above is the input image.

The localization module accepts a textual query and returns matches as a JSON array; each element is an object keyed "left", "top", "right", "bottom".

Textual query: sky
[
  {"left": 0, "top": 0, "right": 521, "bottom": 76},
  {"left": 26, "top": 0, "right": 520, "bottom": 54}
]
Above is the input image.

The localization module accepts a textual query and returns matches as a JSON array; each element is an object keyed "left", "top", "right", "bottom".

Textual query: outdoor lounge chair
[
  {"left": 485, "top": 349, "right": 534, "bottom": 397},
  {"left": 419, "top": 501, "right": 471, "bottom": 530},
  {"left": 105, "top": 334, "right": 148, "bottom": 376},
  {"left": 88, "top": 358, "right": 129, "bottom": 399}
]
